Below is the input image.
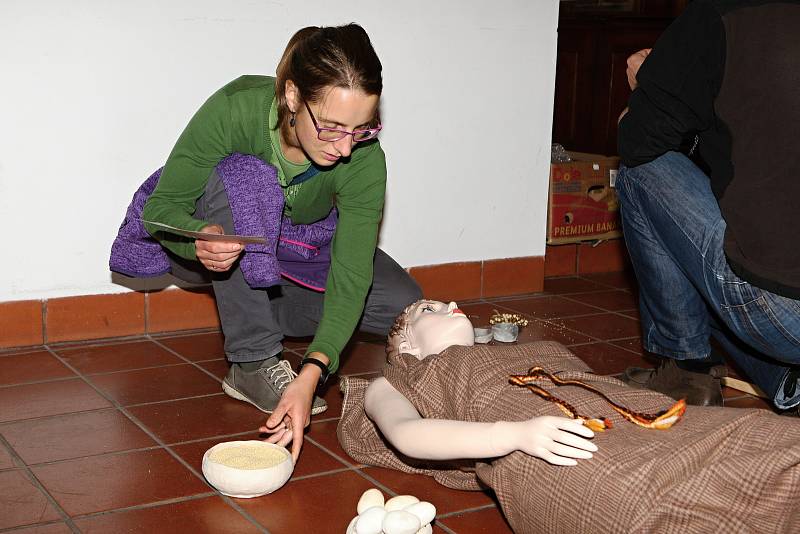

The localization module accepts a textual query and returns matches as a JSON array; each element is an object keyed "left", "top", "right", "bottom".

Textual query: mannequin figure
[
  {"left": 333, "top": 300, "right": 800, "bottom": 534},
  {"left": 364, "top": 300, "right": 598, "bottom": 466}
]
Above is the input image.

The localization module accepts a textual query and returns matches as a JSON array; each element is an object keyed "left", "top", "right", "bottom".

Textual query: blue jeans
[{"left": 616, "top": 151, "right": 800, "bottom": 408}]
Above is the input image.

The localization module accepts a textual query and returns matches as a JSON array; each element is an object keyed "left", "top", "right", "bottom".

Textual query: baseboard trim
[
  {"left": 1, "top": 287, "right": 220, "bottom": 350},
  {"left": 1, "top": 255, "right": 547, "bottom": 350},
  {"left": 408, "top": 255, "right": 545, "bottom": 302}
]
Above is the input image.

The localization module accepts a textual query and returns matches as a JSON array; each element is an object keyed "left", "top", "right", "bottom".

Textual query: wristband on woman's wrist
[{"left": 297, "top": 357, "right": 330, "bottom": 388}]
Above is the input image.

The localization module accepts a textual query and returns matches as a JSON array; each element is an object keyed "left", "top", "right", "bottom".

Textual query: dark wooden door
[{"left": 552, "top": 1, "right": 688, "bottom": 155}]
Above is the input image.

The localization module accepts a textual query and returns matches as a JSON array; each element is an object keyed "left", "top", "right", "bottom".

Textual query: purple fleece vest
[{"left": 109, "top": 153, "right": 336, "bottom": 291}]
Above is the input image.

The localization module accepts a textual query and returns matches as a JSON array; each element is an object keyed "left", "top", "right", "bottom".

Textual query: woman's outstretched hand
[
  {"left": 195, "top": 224, "right": 243, "bottom": 272},
  {"left": 260, "top": 369, "right": 319, "bottom": 463},
  {"left": 511, "top": 416, "right": 598, "bottom": 466}
]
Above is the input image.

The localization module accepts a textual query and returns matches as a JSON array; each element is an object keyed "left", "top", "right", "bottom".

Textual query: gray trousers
[{"left": 168, "top": 170, "right": 422, "bottom": 363}]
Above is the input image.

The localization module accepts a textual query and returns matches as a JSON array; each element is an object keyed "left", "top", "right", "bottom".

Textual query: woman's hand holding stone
[{"left": 195, "top": 224, "right": 242, "bottom": 272}]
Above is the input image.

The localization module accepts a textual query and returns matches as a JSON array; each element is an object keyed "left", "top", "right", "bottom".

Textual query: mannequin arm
[{"left": 364, "top": 377, "right": 597, "bottom": 466}]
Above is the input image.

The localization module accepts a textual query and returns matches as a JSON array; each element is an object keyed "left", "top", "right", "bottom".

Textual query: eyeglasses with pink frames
[{"left": 304, "top": 101, "right": 382, "bottom": 142}]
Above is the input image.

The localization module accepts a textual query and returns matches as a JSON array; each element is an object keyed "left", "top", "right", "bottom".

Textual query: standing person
[
  {"left": 140, "top": 24, "right": 421, "bottom": 460},
  {"left": 616, "top": 1, "right": 800, "bottom": 409}
]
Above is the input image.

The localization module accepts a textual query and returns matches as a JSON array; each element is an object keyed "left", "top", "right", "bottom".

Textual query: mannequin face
[
  {"left": 393, "top": 300, "right": 475, "bottom": 359},
  {"left": 284, "top": 82, "right": 379, "bottom": 166}
]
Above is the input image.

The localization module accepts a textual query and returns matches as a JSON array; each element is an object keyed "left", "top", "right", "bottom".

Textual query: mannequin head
[{"left": 387, "top": 300, "right": 475, "bottom": 360}]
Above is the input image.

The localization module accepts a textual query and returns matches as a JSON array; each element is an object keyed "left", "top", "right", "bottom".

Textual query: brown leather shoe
[
  {"left": 622, "top": 358, "right": 725, "bottom": 407},
  {"left": 622, "top": 366, "right": 655, "bottom": 387}
]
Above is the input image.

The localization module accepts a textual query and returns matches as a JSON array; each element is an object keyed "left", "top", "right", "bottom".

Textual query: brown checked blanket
[{"left": 338, "top": 342, "right": 800, "bottom": 533}]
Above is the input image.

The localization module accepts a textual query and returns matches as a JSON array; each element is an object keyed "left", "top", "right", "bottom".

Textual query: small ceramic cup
[
  {"left": 473, "top": 327, "right": 493, "bottom": 344},
  {"left": 491, "top": 322, "right": 519, "bottom": 343}
]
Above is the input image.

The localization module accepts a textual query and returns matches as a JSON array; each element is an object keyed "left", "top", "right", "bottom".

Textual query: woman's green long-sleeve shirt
[{"left": 141, "top": 76, "right": 387, "bottom": 372}]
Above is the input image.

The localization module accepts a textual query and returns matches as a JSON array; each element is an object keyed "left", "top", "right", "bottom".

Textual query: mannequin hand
[
  {"left": 510, "top": 416, "right": 598, "bottom": 466},
  {"left": 195, "top": 224, "right": 242, "bottom": 272},
  {"left": 626, "top": 48, "right": 651, "bottom": 90},
  {"left": 260, "top": 371, "right": 317, "bottom": 463}
]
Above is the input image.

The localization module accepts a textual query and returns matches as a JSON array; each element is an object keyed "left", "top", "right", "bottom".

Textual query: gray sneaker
[{"left": 222, "top": 359, "right": 328, "bottom": 415}]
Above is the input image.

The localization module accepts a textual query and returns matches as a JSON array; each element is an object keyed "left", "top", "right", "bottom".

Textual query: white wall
[{"left": 0, "top": 0, "right": 559, "bottom": 302}]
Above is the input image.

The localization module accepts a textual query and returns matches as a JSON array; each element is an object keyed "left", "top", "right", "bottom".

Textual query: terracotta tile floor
[{"left": 0, "top": 273, "right": 776, "bottom": 533}]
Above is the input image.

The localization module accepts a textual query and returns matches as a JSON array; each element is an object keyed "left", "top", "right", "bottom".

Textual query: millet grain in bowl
[{"left": 208, "top": 444, "right": 288, "bottom": 470}]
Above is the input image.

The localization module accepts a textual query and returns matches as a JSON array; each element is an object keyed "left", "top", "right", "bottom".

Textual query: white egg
[
  {"left": 355, "top": 506, "right": 386, "bottom": 534},
  {"left": 415, "top": 525, "right": 433, "bottom": 534},
  {"left": 381, "top": 510, "right": 421, "bottom": 534},
  {"left": 357, "top": 488, "right": 385, "bottom": 514},
  {"left": 403, "top": 501, "right": 436, "bottom": 526},
  {"left": 346, "top": 516, "right": 358, "bottom": 534},
  {"left": 384, "top": 495, "right": 419, "bottom": 512}
]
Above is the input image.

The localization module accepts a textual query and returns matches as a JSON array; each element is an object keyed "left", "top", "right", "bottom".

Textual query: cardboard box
[{"left": 547, "top": 152, "right": 622, "bottom": 245}]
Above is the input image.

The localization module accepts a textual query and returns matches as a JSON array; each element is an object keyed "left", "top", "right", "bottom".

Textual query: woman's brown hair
[{"left": 275, "top": 23, "right": 383, "bottom": 140}]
